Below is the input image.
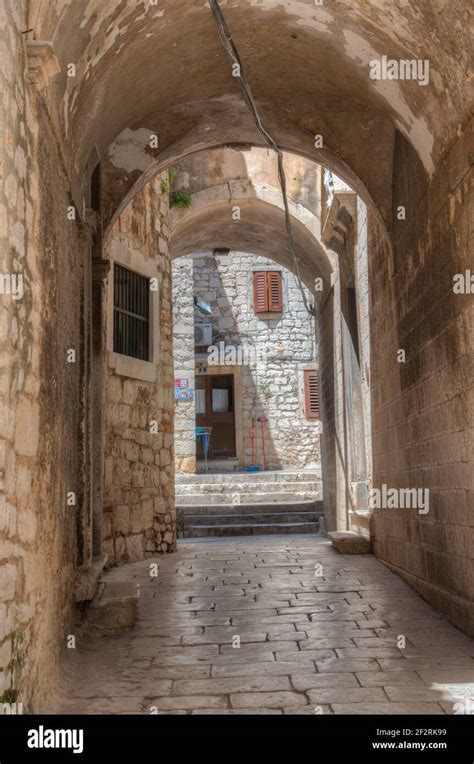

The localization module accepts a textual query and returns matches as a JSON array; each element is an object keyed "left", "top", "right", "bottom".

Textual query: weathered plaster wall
[
  {"left": 0, "top": 1, "right": 86, "bottom": 711},
  {"left": 172, "top": 251, "right": 320, "bottom": 471},
  {"left": 370, "top": 126, "right": 474, "bottom": 635},
  {"left": 103, "top": 177, "right": 176, "bottom": 563}
]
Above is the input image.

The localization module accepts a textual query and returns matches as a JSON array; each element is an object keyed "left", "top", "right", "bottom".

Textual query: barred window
[{"left": 113, "top": 264, "right": 150, "bottom": 361}]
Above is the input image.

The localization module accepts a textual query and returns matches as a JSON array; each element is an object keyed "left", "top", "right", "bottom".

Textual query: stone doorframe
[{"left": 195, "top": 364, "right": 244, "bottom": 467}]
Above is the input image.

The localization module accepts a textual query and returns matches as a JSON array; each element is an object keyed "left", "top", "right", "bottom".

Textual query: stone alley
[
  {"left": 0, "top": 0, "right": 472, "bottom": 737},
  {"left": 58, "top": 536, "right": 474, "bottom": 715}
]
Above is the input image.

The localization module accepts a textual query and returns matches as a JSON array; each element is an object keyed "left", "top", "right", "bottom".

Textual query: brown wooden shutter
[
  {"left": 267, "top": 271, "right": 283, "bottom": 312},
  {"left": 304, "top": 370, "right": 320, "bottom": 419},
  {"left": 253, "top": 271, "right": 283, "bottom": 314},
  {"left": 253, "top": 271, "right": 269, "bottom": 313}
]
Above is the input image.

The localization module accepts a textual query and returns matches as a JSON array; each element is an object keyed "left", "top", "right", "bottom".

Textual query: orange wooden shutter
[
  {"left": 267, "top": 271, "right": 283, "bottom": 312},
  {"left": 253, "top": 271, "right": 283, "bottom": 314},
  {"left": 304, "top": 370, "right": 320, "bottom": 419},
  {"left": 253, "top": 271, "right": 269, "bottom": 313}
]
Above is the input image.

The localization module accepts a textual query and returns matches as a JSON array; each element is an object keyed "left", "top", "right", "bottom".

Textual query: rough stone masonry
[{"left": 0, "top": 0, "right": 472, "bottom": 714}]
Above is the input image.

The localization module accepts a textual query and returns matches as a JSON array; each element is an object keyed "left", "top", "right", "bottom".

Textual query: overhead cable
[{"left": 208, "top": 0, "right": 316, "bottom": 318}]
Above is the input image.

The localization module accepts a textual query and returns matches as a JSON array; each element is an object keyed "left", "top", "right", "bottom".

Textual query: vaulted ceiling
[{"left": 32, "top": 0, "right": 473, "bottom": 230}]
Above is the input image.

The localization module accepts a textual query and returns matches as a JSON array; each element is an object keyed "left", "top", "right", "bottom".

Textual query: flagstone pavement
[{"left": 57, "top": 535, "right": 474, "bottom": 715}]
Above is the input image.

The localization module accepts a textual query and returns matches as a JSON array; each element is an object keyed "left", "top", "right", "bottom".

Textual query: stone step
[
  {"left": 175, "top": 480, "right": 322, "bottom": 495},
  {"left": 328, "top": 531, "right": 371, "bottom": 554},
  {"left": 184, "top": 521, "right": 321, "bottom": 537},
  {"left": 180, "top": 510, "right": 320, "bottom": 526},
  {"left": 176, "top": 469, "right": 321, "bottom": 485},
  {"left": 196, "top": 458, "right": 240, "bottom": 472},
  {"left": 177, "top": 500, "right": 323, "bottom": 516},
  {"left": 74, "top": 553, "right": 108, "bottom": 603},
  {"left": 83, "top": 580, "right": 139, "bottom": 635},
  {"left": 176, "top": 489, "right": 323, "bottom": 505}
]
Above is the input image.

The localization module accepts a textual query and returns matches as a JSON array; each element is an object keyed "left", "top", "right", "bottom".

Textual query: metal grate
[{"left": 113, "top": 264, "right": 150, "bottom": 361}]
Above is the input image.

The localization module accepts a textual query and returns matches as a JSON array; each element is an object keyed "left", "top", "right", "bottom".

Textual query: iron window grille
[{"left": 113, "top": 264, "right": 151, "bottom": 361}]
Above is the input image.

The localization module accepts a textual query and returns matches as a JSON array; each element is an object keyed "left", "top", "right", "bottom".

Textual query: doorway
[{"left": 195, "top": 374, "right": 236, "bottom": 459}]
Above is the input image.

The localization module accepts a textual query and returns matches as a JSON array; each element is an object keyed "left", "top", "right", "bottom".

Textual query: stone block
[
  {"left": 163, "top": 531, "right": 174, "bottom": 545},
  {"left": 328, "top": 531, "right": 371, "bottom": 554},
  {"left": 85, "top": 580, "right": 138, "bottom": 635},
  {"left": 74, "top": 554, "right": 108, "bottom": 603},
  {"left": 142, "top": 499, "right": 154, "bottom": 529},
  {"left": 125, "top": 534, "right": 144, "bottom": 562},
  {"left": 179, "top": 457, "right": 196, "bottom": 474},
  {"left": 18, "top": 509, "right": 36, "bottom": 544},
  {"left": 114, "top": 536, "right": 126, "bottom": 562},
  {"left": 108, "top": 376, "right": 122, "bottom": 403},
  {"left": 15, "top": 465, "right": 32, "bottom": 498},
  {"left": 0, "top": 501, "right": 16, "bottom": 537},
  {"left": 123, "top": 379, "right": 136, "bottom": 404},
  {"left": 0, "top": 639, "right": 12, "bottom": 669},
  {"left": 0, "top": 564, "right": 17, "bottom": 601},
  {"left": 130, "top": 505, "right": 143, "bottom": 535},
  {"left": 160, "top": 449, "right": 171, "bottom": 467},
  {"left": 13, "top": 398, "right": 39, "bottom": 456},
  {"left": 114, "top": 505, "right": 130, "bottom": 536}
]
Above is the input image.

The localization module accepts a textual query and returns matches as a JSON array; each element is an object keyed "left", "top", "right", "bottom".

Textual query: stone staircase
[{"left": 176, "top": 468, "right": 323, "bottom": 538}]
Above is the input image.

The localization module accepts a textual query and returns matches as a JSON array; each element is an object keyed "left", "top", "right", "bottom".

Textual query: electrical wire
[{"left": 208, "top": 0, "right": 316, "bottom": 318}]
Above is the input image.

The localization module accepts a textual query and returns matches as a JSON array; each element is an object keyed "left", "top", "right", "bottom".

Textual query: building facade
[{"left": 173, "top": 252, "right": 321, "bottom": 474}]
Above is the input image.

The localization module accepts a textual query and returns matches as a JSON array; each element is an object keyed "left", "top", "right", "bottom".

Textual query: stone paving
[{"left": 58, "top": 535, "right": 474, "bottom": 714}]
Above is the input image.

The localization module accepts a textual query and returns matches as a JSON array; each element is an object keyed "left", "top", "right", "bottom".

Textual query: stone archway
[
  {"left": 0, "top": 0, "right": 472, "bottom": 711},
  {"left": 28, "top": 0, "right": 473, "bottom": 231}
]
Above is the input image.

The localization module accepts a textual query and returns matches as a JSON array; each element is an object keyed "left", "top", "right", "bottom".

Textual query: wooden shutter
[
  {"left": 267, "top": 271, "right": 283, "bottom": 312},
  {"left": 253, "top": 271, "right": 283, "bottom": 314},
  {"left": 304, "top": 370, "right": 320, "bottom": 419},
  {"left": 253, "top": 271, "right": 269, "bottom": 313}
]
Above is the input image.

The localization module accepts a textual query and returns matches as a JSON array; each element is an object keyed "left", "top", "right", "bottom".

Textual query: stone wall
[
  {"left": 103, "top": 177, "right": 176, "bottom": 563},
  {"left": 172, "top": 257, "right": 196, "bottom": 474},
  {"left": 355, "top": 198, "right": 372, "bottom": 495},
  {"left": 0, "top": 7, "right": 177, "bottom": 710},
  {"left": 319, "top": 184, "right": 372, "bottom": 531},
  {"left": 318, "top": 263, "right": 345, "bottom": 531},
  {"left": 0, "top": 1, "right": 88, "bottom": 710},
  {"left": 370, "top": 126, "right": 474, "bottom": 635},
  {"left": 172, "top": 252, "right": 320, "bottom": 471}
]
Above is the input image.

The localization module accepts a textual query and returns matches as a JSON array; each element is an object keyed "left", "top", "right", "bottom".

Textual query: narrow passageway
[
  {"left": 58, "top": 536, "right": 474, "bottom": 715},
  {"left": 2, "top": 1, "right": 472, "bottom": 722}
]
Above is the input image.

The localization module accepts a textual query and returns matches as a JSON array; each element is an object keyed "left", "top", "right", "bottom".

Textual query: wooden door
[{"left": 196, "top": 374, "right": 236, "bottom": 459}]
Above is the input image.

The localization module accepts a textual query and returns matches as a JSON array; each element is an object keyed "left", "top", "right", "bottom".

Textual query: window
[
  {"left": 253, "top": 271, "right": 283, "bottom": 314},
  {"left": 113, "top": 264, "right": 150, "bottom": 361},
  {"left": 304, "top": 370, "right": 320, "bottom": 419}
]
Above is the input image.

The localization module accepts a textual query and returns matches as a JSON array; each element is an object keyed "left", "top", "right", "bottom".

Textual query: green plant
[
  {"left": 168, "top": 166, "right": 179, "bottom": 184},
  {"left": 0, "top": 688, "right": 18, "bottom": 703},
  {"left": 170, "top": 190, "right": 192, "bottom": 209},
  {"left": 160, "top": 167, "right": 180, "bottom": 196}
]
